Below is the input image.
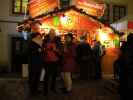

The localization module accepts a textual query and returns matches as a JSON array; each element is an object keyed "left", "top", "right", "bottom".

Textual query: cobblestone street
[{"left": 0, "top": 78, "right": 120, "bottom": 100}]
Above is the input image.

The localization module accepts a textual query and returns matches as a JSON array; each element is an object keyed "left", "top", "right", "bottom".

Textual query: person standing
[
  {"left": 61, "top": 33, "right": 77, "bottom": 93},
  {"left": 28, "top": 32, "right": 43, "bottom": 95},
  {"left": 76, "top": 36, "right": 95, "bottom": 80},
  {"left": 43, "top": 29, "right": 61, "bottom": 95},
  {"left": 92, "top": 41, "right": 103, "bottom": 79}
]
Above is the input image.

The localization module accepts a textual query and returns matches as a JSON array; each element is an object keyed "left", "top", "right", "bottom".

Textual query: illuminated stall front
[
  {"left": 19, "top": 0, "right": 120, "bottom": 78},
  {"left": 28, "top": 0, "right": 118, "bottom": 48}
]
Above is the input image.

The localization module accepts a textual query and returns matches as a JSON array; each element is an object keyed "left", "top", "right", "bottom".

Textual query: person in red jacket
[{"left": 43, "top": 29, "right": 62, "bottom": 95}]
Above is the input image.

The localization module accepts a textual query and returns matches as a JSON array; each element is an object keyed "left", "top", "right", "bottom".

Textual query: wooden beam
[{"left": 0, "top": 20, "right": 20, "bottom": 23}]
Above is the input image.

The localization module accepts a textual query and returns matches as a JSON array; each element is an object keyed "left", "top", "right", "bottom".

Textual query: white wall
[{"left": 0, "top": 0, "right": 26, "bottom": 69}]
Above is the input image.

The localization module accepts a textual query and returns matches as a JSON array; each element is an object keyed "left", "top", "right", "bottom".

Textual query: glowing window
[{"left": 12, "top": 0, "right": 29, "bottom": 14}]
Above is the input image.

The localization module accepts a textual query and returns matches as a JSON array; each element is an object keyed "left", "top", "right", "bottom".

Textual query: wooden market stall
[{"left": 19, "top": 0, "right": 119, "bottom": 79}]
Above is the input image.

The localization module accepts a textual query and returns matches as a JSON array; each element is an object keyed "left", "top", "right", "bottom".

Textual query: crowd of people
[
  {"left": 27, "top": 26, "right": 105, "bottom": 96},
  {"left": 18, "top": 19, "right": 133, "bottom": 100}
]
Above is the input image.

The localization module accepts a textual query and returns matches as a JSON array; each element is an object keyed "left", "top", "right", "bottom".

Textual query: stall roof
[
  {"left": 28, "top": 0, "right": 105, "bottom": 18},
  {"left": 39, "top": 7, "right": 103, "bottom": 32}
]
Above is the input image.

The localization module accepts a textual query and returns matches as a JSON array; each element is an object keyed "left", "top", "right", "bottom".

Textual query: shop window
[
  {"left": 12, "top": 0, "right": 29, "bottom": 14},
  {"left": 113, "top": 5, "right": 126, "bottom": 22}
]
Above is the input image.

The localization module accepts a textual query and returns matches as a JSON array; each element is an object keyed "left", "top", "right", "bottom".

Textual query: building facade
[
  {"left": 0, "top": 0, "right": 28, "bottom": 71},
  {"left": 0, "top": 0, "right": 132, "bottom": 72}
]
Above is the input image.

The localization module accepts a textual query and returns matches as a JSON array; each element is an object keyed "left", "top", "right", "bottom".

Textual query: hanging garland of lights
[
  {"left": 17, "top": 5, "right": 105, "bottom": 32},
  {"left": 17, "top": 1, "right": 119, "bottom": 35}
]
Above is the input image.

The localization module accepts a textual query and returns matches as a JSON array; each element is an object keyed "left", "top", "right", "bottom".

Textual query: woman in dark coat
[{"left": 28, "top": 32, "right": 43, "bottom": 95}]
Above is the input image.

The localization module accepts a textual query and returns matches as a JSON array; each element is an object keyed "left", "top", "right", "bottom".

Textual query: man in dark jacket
[
  {"left": 28, "top": 32, "right": 43, "bottom": 95},
  {"left": 76, "top": 36, "right": 95, "bottom": 80}
]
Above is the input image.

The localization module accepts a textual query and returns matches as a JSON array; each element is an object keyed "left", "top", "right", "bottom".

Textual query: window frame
[
  {"left": 113, "top": 5, "right": 127, "bottom": 22},
  {"left": 12, "top": 0, "right": 29, "bottom": 15}
]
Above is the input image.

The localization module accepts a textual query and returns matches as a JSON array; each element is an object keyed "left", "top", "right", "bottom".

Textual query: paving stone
[{"left": 0, "top": 79, "right": 120, "bottom": 100}]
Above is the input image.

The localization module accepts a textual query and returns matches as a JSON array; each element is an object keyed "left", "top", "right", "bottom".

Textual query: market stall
[{"left": 19, "top": 0, "right": 120, "bottom": 78}]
